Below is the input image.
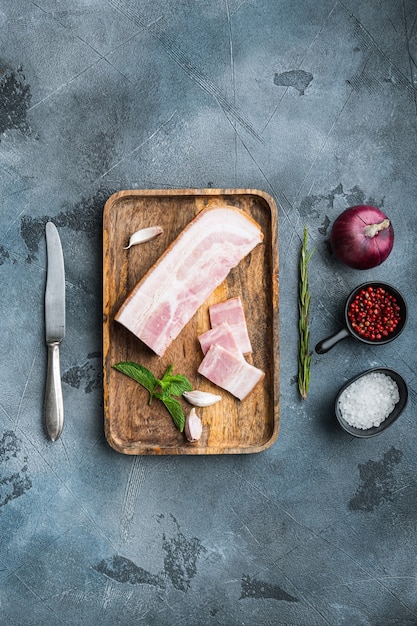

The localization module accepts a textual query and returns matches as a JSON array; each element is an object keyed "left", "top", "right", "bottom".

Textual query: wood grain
[{"left": 103, "top": 189, "right": 279, "bottom": 455}]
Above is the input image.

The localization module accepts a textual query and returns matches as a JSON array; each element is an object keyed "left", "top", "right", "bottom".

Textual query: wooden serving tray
[{"left": 103, "top": 189, "right": 279, "bottom": 455}]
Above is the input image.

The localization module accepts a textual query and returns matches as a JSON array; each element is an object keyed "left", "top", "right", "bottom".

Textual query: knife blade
[{"left": 44, "top": 222, "right": 66, "bottom": 441}]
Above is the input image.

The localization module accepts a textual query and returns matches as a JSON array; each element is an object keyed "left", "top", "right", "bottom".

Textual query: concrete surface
[{"left": 1, "top": 0, "right": 417, "bottom": 624}]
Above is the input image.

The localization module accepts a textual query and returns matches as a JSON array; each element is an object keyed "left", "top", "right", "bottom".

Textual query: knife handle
[{"left": 45, "top": 341, "right": 64, "bottom": 441}]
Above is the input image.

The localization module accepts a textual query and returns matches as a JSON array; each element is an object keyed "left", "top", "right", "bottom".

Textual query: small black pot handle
[{"left": 315, "top": 327, "right": 351, "bottom": 354}]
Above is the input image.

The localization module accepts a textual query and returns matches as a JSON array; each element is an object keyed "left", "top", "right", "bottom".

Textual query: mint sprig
[{"left": 112, "top": 361, "right": 192, "bottom": 431}]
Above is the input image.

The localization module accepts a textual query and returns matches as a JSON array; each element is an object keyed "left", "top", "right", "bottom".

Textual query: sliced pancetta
[
  {"left": 198, "top": 322, "right": 243, "bottom": 359},
  {"left": 198, "top": 343, "right": 264, "bottom": 400},
  {"left": 209, "top": 296, "right": 252, "bottom": 354},
  {"left": 115, "top": 206, "right": 263, "bottom": 356}
]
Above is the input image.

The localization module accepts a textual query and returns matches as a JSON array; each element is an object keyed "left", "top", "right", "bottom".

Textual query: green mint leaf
[
  {"left": 162, "top": 374, "right": 192, "bottom": 397},
  {"left": 155, "top": 393, "right": 185, "bottom": 432},
  {"left": 155, "top": 364, "right": 174, "bottom": 395},
  {"left": 113, "top": 362, "right": 157, "bottom": 400},
  {"left": 156, "top": 365, "right": 192, "bottom": 397},
  {"left": 161, "top": 364, "right": 174, "bottom": 379}
]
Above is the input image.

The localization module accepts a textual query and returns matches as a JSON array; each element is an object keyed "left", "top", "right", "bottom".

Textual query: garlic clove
[
  {"left": 183, "top": 390, "right": 222, "bottom": 407},
  {"left": 184, "top": 408, "right": 203, "bottom": 442},
  {"left": 124, "top": 226, "right": 163, "bottom": 249}
]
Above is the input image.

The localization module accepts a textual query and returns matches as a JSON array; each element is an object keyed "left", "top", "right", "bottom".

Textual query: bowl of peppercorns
[{"left": 315, "top": 282, "right": 407, "bottom": 354}]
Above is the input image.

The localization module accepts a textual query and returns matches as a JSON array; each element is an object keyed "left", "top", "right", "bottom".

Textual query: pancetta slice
[
  {"left": 209, "top": 296, "right": 252, "bottom": 354},
  {"left": 198, "top": 344, "right": 264, "bottom": 400},
  {"left": 198, "top": 322, "right": 243, "bottom": 359},
  {"left": 115, "top": 206, "right": 263, "bottom": 356}
]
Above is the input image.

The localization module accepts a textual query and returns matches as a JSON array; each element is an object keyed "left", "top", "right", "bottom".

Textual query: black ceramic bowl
[{"left": 334, "top": 367, "right": 408, "bottom": 438}]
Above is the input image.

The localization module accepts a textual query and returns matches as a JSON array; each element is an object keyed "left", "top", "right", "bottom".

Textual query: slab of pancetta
[
  {"left": 198, "top": 322, "right": 243, "bottom": 359},
  {"left": 198, "top": 343, "right": 264, "bottom": 400},
  {"left": 209, "top": 296, "right": 252, "bottom": 354},
  {"left": 115, "top": 206, "right": 263, "bottom": 356}
]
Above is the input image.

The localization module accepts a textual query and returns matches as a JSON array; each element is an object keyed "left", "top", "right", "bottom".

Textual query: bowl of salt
[{"left": 335, "top": 367, "right": 408, "bottom": 437}]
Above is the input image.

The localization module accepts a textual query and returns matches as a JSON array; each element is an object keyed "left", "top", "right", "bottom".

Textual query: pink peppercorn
[{"left": 348, "top": 286, "right": 401, "bottom": 340}]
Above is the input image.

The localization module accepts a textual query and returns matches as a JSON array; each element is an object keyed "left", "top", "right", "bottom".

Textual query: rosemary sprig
[{"left": 298, "top": 226, "right": 314, "bottom": 399}]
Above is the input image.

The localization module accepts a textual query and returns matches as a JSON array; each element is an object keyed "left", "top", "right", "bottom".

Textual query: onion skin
[{"left": 330, "top": 205, "right": 394, "bottom": 270}]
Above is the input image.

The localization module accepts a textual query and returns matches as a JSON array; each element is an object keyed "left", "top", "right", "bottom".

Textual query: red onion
[{"left": 330, "top": 205, "right": 394, "bottom": 269}]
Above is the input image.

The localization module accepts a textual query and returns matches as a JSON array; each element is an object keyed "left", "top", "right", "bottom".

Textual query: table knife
[{"left": 44, "top": 222, "right": 66, "bottom": 441}]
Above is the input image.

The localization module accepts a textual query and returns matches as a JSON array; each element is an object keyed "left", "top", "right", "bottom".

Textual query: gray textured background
[{"left": 1, "top": 1, "right": 417, "bottom": 624}]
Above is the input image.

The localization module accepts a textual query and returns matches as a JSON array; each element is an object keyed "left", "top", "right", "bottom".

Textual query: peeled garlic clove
[
  {"left": 124, "top": 226, "right": 163, "bottom": 249},
  {"left": 184, "top": 408, "right": 203, "bottom": 442},
  {"left": 183, "top": 390, "right": 222, "bottom": 407}
]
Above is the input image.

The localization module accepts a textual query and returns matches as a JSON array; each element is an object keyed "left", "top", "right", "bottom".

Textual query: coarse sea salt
[{"left": 337, "top": 372, "right": 400, "bottom": 430}]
